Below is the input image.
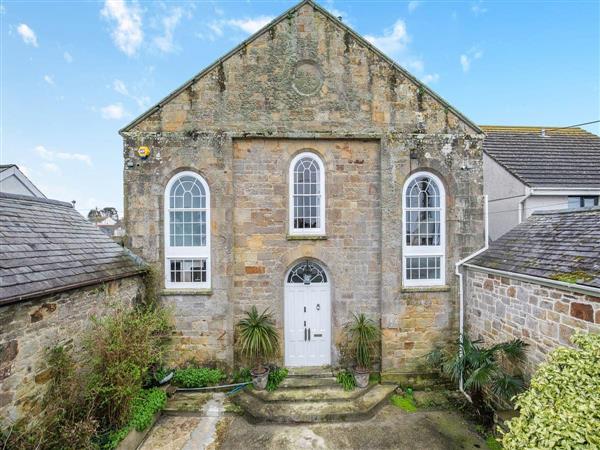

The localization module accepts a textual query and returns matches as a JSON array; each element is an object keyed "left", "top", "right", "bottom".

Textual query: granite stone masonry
[
  {"left": 465, "top": 269, "right": 600, "bottom": 378},
  {"left": 0, "top": 276, "right": 144, "bottom": 421},
  {"left": 121, "top": 1, "right": 485, "bottom": 380}
]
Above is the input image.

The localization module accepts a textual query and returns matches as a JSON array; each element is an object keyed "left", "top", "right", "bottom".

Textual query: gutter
[
  {"left": 464, "top": 264, "right": 600, "bottom": 297},
  {"left": 455, "top": 195, "right": 489, "bottom": 402},
  {"left": 518, "top": 187, "right": 532, "bottom": 223}
]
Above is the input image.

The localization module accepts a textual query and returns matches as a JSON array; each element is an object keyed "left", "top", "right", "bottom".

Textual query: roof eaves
[{"left": 120, "top": 0, "right": 482, "bottom": 135}]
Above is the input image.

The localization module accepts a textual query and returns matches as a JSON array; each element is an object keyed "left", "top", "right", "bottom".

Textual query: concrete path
[{"left": 141, "top": 396, "right": 488, "bottom": 450}]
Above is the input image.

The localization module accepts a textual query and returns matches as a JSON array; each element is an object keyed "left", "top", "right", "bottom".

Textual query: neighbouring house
[
  {"left": 465, "top": 207, "right": 600, "bottom": 378},
  {"left": 482, "top": 126, "right": 600, "bottom": 240},
  {"left": 0, "top": 192, "right": 147, "bottom": 421},
  {"left": 120, "top": 0, "right": 486, "bottom": 382},
  {"left": 94, "top": 215, "right": 126, "bottom": 239},
  {"left": 0, "top": 164, "right": 46, "bottom": 198}
]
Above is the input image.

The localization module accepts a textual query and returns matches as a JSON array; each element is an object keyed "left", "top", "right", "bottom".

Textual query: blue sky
[{"left": 2, "top": 0, "right": 599, "bottom": 216}]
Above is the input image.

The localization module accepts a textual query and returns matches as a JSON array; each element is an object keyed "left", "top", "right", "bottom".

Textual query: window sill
[
  {"left": 401, "top": 285, "right": 451, "bottom": 293},
  {"left": 160, "top": 289, "right": 213, "bottom": 296},
  {"left": 286, "top": 234, "right": 328, "bottom": 241}
]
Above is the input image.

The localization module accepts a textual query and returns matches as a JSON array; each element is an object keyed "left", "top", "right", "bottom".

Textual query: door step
[
  {"left": 279, "top": 376, "right": 339, "bottom": 389},
  {"left": 248, "top": 384, "right": 373, "bottom": 402},
  {"left": 232, "top": 383, "right": 396, "bottom": 423},
  {"left": 286, "top": 367, "right": 333, "bottom": 378}
]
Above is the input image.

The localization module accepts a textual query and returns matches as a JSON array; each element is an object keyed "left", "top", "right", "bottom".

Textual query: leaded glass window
[
  {"left": 402, "top": 172, "right": 445, "bottom": 286},
  {"left": 287, "top": 261, "right": 328, "bottom": 284},
  {"left": 164, "top": 172, "right": 211, "bottom": 289},
  {"left": 289, "top": 152, "right": 325, "bottom": 235}
]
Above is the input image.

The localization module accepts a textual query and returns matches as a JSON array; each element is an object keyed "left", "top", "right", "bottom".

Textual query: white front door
[{"left": 284, "top": 261, "right": 331, "bottom": 367}]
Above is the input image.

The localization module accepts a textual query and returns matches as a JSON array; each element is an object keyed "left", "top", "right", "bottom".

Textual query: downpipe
[{"left": 455, "top": 195, "right": 489, "bottom": 402}]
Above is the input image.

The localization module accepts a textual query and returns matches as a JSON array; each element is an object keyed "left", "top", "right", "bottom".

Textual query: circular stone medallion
[{"left": 292, "top": 61, "right": 323, "bottom": 96}]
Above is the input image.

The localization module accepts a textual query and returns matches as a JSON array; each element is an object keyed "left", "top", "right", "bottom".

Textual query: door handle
[
  {"left": 304, "top": 328, "right": 307, "bottom": 341},
  {"left": 308, "top": 328, "right": 311, "bottom": 341}
]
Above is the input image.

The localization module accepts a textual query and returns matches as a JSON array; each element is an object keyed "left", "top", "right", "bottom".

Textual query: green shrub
[
  {"left": 344, "top": 313, "right": 380, "bottom": 370},
  {"left": 237, "top": 306, "right": 280, "bottom": 372},
  {"left": 104, "top": 388, "right": 167, "bottom": 449},
  {"left": 337, "top": 369, "right": 356, "bottom": 391},
  {"left": 87, "top": 304, "right": 171, "bottom": 429},
  {"left": 390, "top": 394, "right": 417, "bottom": 412},
  {"left": 502, "top": 333, "right": 600, "bottom": 449},
  {"left": 266, "top": 367, "right": 288, "bottom": 392},
  {"left": 232, "top": 367, "right": 252, "bottom": 383},
  {"left": 172, "top": 367, "right": 226, "bottom": 388}
]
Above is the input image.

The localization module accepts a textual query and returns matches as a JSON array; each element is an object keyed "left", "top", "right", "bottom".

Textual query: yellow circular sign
[{"left": 137, "top": 146, "right": 150, "bottom": 158}]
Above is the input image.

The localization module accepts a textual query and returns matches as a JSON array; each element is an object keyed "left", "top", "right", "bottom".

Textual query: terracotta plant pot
[
  {"left": 251, "top": 367, "right": 270, "bottom": 390},
  {"left": 353, "top": 367, "right": 370, "bottom": 388}
]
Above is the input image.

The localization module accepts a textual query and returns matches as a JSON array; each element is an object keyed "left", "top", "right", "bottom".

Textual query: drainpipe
[
  {"left": 518, "top": 187, "right": 532, "bottom": 223},
  {"left": 455, "top": 195, "right": 489, "bottom": 402}
]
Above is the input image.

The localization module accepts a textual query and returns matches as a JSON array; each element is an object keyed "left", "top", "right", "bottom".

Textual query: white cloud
[
  {"left": 421, "top": 73, "right": 439, "bottom": 84},
  {"left": 63, "top": 51, "right": 73, "bottom": 63},
  {"left": 154, "top": 7, "right": 184, "bottom": 53},
  {"left": 17, "top": 23, "right": 38, "bottom": 47},
  {"left": 365, "top": 20, "right": 410, "bottom": 55},
  {"left": 460, "top": 47, "right": 483, "bottom": 72},
  {"left": 408, "top": 1, "right": 422, "bottom": 13},
  {"left": 101, "top": 0, "right": 143, "bottom": 57},
  {"left": 43, "top": 162, "right": 61, "bottom": 174},
  {"left": 112, "top": 79, "right": 150, "bottom": 110},
  {"left": 43, "top": 75, "right": 54, "bottom": 85},
  {"left": 35, "top": 145, "right": 93, "bottom": 166},
  {"left": 101, "top": 102, "right": 128, "bottom": 119},
  {"left": 226, "top": 15, "right": 274, "bottom": 34},
  {"left": 471, "top": 1, "right": 488, "bottom": 16}
]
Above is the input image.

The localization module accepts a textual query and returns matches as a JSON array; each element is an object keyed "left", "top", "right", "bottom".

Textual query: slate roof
[
  {"left": 481, "top": 126, "right": 600, "bottom": 188},
  {"left": 468, "top": 207, "right": 600, "bottom": 289},
  {"left": 0, "top": 164, "right": 17, "bottom": 172},
  {"left": 0, "top": 193, "right": 145, "bottom": 305}
]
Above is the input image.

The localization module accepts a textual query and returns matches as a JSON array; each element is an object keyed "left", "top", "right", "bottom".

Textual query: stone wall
[
  {"left": 466, "top": 268, "right": 600, "bottom": 377},
  {"left": 122, "top": 3, "right": 485, "bottom": 375},
  {"left": 0, "top": 276, "right": 144, "bottom": 421}
]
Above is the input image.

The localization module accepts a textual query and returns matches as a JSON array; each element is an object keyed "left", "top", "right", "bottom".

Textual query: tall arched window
[
  {"left": 164, "top": 171, "right": 210, "bottom": 289},
  {"left": 289, "top": 152, "right": 325, "bottom": 235},
  {"left": 402, "top": 172, "right": 445, "bottom": 286}
]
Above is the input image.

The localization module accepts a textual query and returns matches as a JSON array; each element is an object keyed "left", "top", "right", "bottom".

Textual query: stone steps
[
  {"left": 280, "top": 376, "right": 339, "bottom": 389},
  {"left": 248, "top": 384, "right": 373, "bottom": 402},
  {"left": 232, "top": 382, "right": 396, "bottom": 423},
  {"left": 286, "top": 367, "right": 334, "bottom": 378}
]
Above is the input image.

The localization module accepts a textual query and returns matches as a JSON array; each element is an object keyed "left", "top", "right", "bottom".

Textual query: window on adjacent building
[
  {"left": 568, "top": 195, "right": 599, "bottom": 209},
  {"left": 289, "top": 152, "right": 325, "bottom": 235},
  {"left": 164, "top": 172, "right": 210, "bottom": 289},
  {"left": 402, "top": 172, "right": 446, "bottom": 286}
]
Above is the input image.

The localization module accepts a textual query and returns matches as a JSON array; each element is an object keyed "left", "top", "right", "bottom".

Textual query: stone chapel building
[{"left": 120, "top": 0, "right": 485, "bottom": 383}]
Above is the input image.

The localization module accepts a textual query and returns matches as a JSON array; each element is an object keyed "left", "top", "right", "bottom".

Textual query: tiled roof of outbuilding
[
  {"left": 468, "top": 207, "right": 600, "bottom": 289},
  {"left": 481, "top": 126, "right": 600, "bottom": 188},
  {"left": 0, "top": 193, "right": 145, "bottom": 305}
]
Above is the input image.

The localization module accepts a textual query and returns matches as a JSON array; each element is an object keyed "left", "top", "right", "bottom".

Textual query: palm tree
[
  {"left": 344, "top": 313, "right": 380, "bottom": 387},
  {"left": 237, "top": 306, "right": 279, "bottom": 389},
  {"left": 427, "top": 335, "right": 527, "bottom": 408}
]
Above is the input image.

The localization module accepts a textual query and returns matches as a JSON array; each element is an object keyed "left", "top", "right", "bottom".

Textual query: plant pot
[
  {"left": 251, "top": 367, "right": 270, "bottom": 390},
  {"left": 353, "top": 367, "right": 370, "bottom": 388}
]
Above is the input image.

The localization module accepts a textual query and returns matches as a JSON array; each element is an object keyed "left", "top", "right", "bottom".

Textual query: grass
[
  {"left": 485, "top": 435, "right": 503, "bottom": 450},
  {"left": 390, "top": 394, "right": 417, "bottom": 412}
]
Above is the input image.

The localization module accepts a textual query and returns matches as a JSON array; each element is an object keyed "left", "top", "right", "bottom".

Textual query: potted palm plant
[
  {"left": 237, "top": 306, "right": 280, "bottom": 390},
  {"left": 344, "top": 313, "right": 380, "bottom": 388}
]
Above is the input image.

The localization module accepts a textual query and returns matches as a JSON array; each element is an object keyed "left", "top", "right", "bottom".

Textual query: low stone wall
[
  {"left": 0, "top": 276, "right": 144, "bottom": 422},
  {"left": 465, "top": 268, "right": 600, "bottom": 377}
]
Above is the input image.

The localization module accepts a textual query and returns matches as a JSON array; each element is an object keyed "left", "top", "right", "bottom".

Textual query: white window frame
[
  {"left": 164, "top": 171, "right": 211, "bottom": 289},
  {"left": 288, "top": 152, "right": 326, "bottom": 236},
  {"left": 402, "top": 171, "right": 446, "bottom": 287}
]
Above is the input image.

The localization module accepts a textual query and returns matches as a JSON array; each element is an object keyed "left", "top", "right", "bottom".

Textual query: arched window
[
  {"left": 402, "top": 172, "right": 445, "bottom": 286},
  {"left": 164, "top": 171, "right": 210, "bottom": 289},
  {"left": 289, "top": 152, "right": 325, "bottom": 235}
]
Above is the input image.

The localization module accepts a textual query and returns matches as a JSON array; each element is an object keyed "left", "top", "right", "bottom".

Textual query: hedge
[{"left": 502, "top": 332, "right": 600, "bottom": 449}]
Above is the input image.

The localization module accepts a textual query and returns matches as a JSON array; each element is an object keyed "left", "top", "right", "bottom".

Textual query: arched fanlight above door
[{"left": 287, "top": 261, "right": 328, "bottom": 284}]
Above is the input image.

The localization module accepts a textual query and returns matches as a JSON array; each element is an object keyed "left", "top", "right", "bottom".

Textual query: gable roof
[
  {"left": 120, "top": 0, "right": 481, "bottom": 134},
  {"left": 0, "top": 193, "right": 146, "bottom": 306},
  {"left": 481, "top": 126, "right": 600, "bottom": 188},
  {"left": 0, "top": 164, "right": 46, "bottom": 198},
  {"left": 468, "top": 207, "right": 600, "bottom": 290}
]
